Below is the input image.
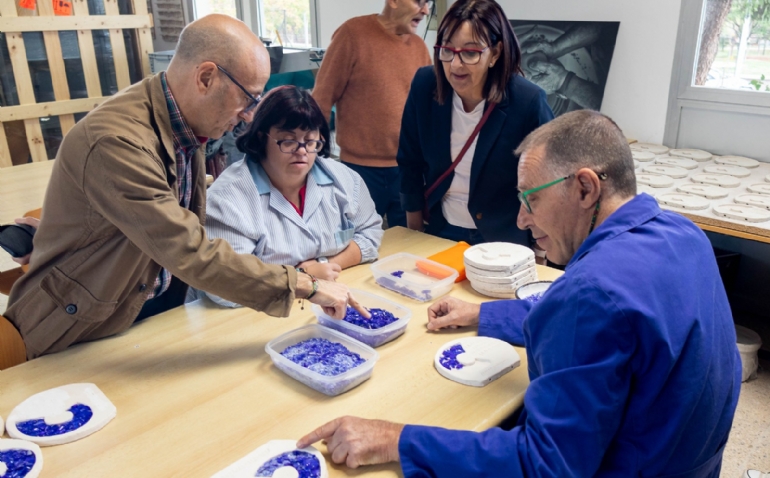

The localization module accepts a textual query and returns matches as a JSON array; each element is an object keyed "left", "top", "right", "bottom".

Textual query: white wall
[{"left": 489, "top": 0, "right": 683, "bottom": 144}]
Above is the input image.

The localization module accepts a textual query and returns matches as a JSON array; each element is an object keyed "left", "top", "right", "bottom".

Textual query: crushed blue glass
[
  {"left": 390, "top": 270, "right": 404, "bottom": 278},
  {"left": 281, "top": 338, "right": 365, "bottom": 376},
  {"left": 15, "top": 403, "right": 93, "bottom": 437},
  {"left": 255, "top": 450, "right": 321, "bottom": 478},
  {"left": 344, "top": 307, "right": 398, "bottom": 330},
  {"left": 0, "top": 449, "right": 36, "bottom": 478},
  {"left": 440, "top": 344, "right": 466, "bottom": 370},
  {"left": 375, "top": 277, "right": 432, "bottom": 301},
  {"left": 524, "top": 292, "right": 544, "bottom": 303}
]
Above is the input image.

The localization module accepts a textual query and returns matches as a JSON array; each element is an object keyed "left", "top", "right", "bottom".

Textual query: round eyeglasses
[
  {"left": 268, "top": 135, "right": 325, "bottom": 154},
  {"left": 434, "top": 45, "right": 489, "bottom": 65}
]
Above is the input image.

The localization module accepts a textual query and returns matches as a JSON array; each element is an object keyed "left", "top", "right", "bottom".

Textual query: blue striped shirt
[{"left": 196, "top": 156, "right": 383, "bottom": 307}]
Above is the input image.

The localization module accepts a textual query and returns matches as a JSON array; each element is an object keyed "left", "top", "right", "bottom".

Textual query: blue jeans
[{"left": 343, "top": 163, "right": 406, "bottom": 228}]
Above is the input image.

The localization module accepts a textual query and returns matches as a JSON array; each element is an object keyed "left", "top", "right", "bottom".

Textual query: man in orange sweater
[{"left": 313, "top": 0, "right": 432, "bottom": 228}]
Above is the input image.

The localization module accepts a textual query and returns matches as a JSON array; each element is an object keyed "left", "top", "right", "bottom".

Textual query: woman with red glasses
[{"left": 398, "top": 0, "right": 554, "bottom": 246}]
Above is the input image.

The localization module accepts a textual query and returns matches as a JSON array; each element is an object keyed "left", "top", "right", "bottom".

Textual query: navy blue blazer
[{"left": 398, "top": 66, "right": 554, "bottom": 245}]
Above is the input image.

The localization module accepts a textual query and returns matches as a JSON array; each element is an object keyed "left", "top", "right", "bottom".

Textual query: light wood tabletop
[
  {"left": 0, "top": 226, "right": 562, "bottom": 477},
  {"left": 0, "top": 160, "right": 54, "bottom": 224}
]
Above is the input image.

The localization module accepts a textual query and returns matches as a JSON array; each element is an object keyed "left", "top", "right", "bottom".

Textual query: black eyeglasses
[
  {"left": 267, "top": 134, "right": 325, "bottom": 154},
  {"left": 216, "top": 64, "right": 261, "bottom": 113}
]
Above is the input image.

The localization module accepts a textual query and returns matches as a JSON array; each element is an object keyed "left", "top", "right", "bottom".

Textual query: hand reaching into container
[
  {"left": 427, "top": 297, "right": 481, "bottom": 331},
  {"left": 297, "top": 416, "right": 403, "bottom": 468},
  {"left": 299, "top": 273, "right": 370, "bottom": 320}
]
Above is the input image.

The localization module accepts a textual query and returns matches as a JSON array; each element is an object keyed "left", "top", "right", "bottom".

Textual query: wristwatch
[{"left": 316, "top": 256, "right": 329, "bottom": 263}]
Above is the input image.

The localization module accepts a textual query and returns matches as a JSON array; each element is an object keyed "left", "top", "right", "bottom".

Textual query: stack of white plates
[{"left": 464, "top": 243, "right": 537, "bottom": 299}]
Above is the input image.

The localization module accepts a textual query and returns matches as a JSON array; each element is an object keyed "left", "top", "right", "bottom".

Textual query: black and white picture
[{"left": 510, "top": 20, "right": 621, "bottom": 116}]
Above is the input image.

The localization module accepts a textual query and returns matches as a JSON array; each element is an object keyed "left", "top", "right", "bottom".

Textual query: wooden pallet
[{"left": 0, "top": 0, "right": 154, "bottom": 167}]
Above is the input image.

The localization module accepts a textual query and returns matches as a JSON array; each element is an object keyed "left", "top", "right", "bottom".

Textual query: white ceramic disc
[
  {"left": 766, "top": 174, "right": 770, "bottom": 183},
  {"left": 0, "top": 439, "right": 43, "bottom": 478},
  {"left": 677, "top": 183, "right": 729, "bottom": 199},
  {"left": 637, "top": 173, "right": 674, "bottom": 188},
  {"left": 211, "top": 440, "right": 328, "bottom": 478},
  {"left": 643, "top": 165, "right": 689, "bottom": 179},
  {"left": 748, "top": 183, "right": 770, "bottom": 195},
  {"left": 636, "top": 184, "right": 657, "bottom": 197},
  {"left": 6, "top": 383, "right": 116, "bottom": 446},
  {"left": 655, "top": 156, "right": 699, "bottom": 170},
  {"left": 735, "top": 194, "right": 770, "bottom": 210},
  {"left": 713, "top": 204, "right": 770, "bottom": 223},
  {"left": 465, "top": 259, "right": 535, "bottom": 278},
  {"left": 633, "top": 159, "right": 640, "bottom": 169},
  {"left": 630, "top": 143, "right": 669, "bottom": 155},
  {"left": 703, "top": 165, "right": 751, "bottom": 178},
  {"left": 466, "top": 265, "right": 536, "bottom": 285},
  {"left": 631, "top": 150, "right": 656, "bottom": 162},
  {"left": 515, "top": 281, "right": 553, "bottom": 301},
  {"left": 669, "top": 149, "right": 713, "bottom": 162},
  {"left": 435, "top": 337, "right": 520, "bottom": 387},
  {"left": 715, "top": 156, "right": 760, "bottom": 168},
  {"left": 464, "top": 243, "right": 534, "bottom": 272},
  {"left": 470, "top": 281, "right": 519, "bottom": 299},
  {"left": 656, "top": 192, "right": 710, "bottom": 210},
  {"left": 470, "top": 270, "right": 537, "bottom": 293},
  {"left": 691, "top": 173, "right": 741, "bottom": 188}
]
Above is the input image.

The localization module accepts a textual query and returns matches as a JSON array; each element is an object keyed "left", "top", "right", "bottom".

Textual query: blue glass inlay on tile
[
  {"left": 390, "top": 270, "right": 404, "bottom": 278},
  {"left": 281, "top": 338, "right": 365, "bottom": 376},
  {"left": 343, "top": 307, "right": 398, "bottom": 330},
  {"left": 15, "top": 403, "right": 93, "bottom": 437},
  {"left": 440, "top": 344, "right": 466, "bottom": 370},
  {"left": 0, "top": 449, "right": 36, "bottom": 478},
  {"left": 524, "top": 292, "right": 544, "bottom": 303},
  {"left": 255, "top": 450, "right": 321, "bottom": 478}
]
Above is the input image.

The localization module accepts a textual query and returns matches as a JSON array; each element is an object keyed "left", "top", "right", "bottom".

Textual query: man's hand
[
  {"left": 427, "top": 296, "right": 481, "bottom": 331},
  {"left": 10, "top": 216, "right": 40, "bottom": 266},
  {"left": 522, "top": 39, "right": 557, "bottom": 58},
  {"left": 301, "top": 276, "right": 370, "bottom": 319},
  {"left": 529, "top": 60, "right": 569, "bottom": 95},
  {"left": 298, "top": 260, "right": 342, "bottom": 281},
  {"left": 297, "top": 417, "right": 403, "bottom": 469}
]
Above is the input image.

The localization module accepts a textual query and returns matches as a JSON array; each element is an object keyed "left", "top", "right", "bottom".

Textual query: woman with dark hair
[
  {"left": 191, "top": 86, "right": 383, "bottom": 307},
  {"left": 398, "top": 0, "right": 554, "bottom": 246}
]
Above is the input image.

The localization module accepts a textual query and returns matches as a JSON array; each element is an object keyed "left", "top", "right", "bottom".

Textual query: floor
[{"left": 0, "top": 255, "right": 767, "bottom": 476}]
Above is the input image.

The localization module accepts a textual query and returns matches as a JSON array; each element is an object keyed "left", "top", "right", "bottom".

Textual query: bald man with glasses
[{"left": 5, "top": 14, "right": 365, "bottom": 360}]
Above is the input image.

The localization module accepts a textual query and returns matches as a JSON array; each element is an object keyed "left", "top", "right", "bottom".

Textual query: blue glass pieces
[
  {"left": 0, "top": 449, "right": 36, "bottom": 478},
  {"left": 343, "top": 307, "right": 398, "bottom": 330},
  {"left": 390, "top": 270, "right": 404, "bottom": 278},
  {"left": 255, "top": 450, "right": 321, "bottom": 478},
  {"left": 15, "top": 403, "right": 93, "bottom": 437},
  {"left": 281, "top": 338, "right": 365, "bottom": 376},
  {"left": 440, "top": 344, "right": 466, "bottom": 370},
  {"left": 524, "top": 292, "right": 544, "bottom": 303}
]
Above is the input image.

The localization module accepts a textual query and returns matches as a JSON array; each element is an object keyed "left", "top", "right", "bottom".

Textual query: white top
[
  {"left": 196, "top": 157, "right": 383, "bottom": 307},
  {"left": 442, "top": 92, "right": 485, "bottom": 229}
]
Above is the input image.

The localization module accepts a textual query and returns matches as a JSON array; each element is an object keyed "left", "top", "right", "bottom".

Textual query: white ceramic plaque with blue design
[
  {"left": 0, "top": 439, "right": 43, "bottom": 478},
  {"left": 211, "top": 440, "right": 328, "bottom": 478},
  {"left": 6, "top": 383, "right": 116, "bottom": 446},
  {"left": 434, "top": 337, "right": 520, "bottom": 387}
]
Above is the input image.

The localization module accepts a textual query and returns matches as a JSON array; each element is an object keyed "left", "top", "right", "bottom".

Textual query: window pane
[
  {"left": 260, "top": 0, "right": 312, "bottom": 48},
  {"left": 694, "top": 0, "right": 770, "bottom": 92},
  {"left": 194, "top": 0, "right": 237, "bottom": 19}
]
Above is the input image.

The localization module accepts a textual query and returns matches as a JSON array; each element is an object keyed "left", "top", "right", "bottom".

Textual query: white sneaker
[{"left": 744, "top": 470, "right": 770, "bottom": 478}]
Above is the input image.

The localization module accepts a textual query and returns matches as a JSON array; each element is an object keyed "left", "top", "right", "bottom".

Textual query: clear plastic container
[
  {"left": 265, "top": 324, "right": 379, "bottom": 396},
  {"left": 312, "top": 289, "right": 412, "bottom": 347},
  {"left": 370, "top": 252, "right": 458, "bottom": 302}
]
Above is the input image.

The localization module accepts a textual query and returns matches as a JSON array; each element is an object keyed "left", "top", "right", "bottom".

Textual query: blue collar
[
  {"left": 245, "top": 156, "right": 334, "bottom": 194},
  {"left": 567, "top": 193, "right": 662, "bottom": 269}
]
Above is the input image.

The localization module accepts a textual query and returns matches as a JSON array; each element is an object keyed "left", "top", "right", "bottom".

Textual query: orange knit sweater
[{"left": 313, "top": 15, "right": 431, "bottom": 168}]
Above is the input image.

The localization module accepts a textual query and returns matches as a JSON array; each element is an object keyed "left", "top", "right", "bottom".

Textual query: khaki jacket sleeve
[
  {"left": 83, "top": 135, "right": 297, "bottom": 317},
  {"left": 312, "top": 25, "right": 356, "bottom": 122}
]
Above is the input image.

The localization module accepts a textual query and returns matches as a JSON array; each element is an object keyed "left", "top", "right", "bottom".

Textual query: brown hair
[
  {"left": 515, "top": 110, "right": 637, "bottom": 198},
  {"left": 434, "top": 0, "right": 523, "bottom": 105}
]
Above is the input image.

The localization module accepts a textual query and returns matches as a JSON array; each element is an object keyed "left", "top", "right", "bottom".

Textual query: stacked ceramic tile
[{"left": 464, "top": 243, "right": 537, "bottom": 299}]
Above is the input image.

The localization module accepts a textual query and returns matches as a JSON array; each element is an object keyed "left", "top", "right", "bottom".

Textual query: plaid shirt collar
[{"left": 160, "top": 71, "right": 203, "bottom": 155}]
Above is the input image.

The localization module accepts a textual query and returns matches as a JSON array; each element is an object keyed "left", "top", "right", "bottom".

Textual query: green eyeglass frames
[{"left": 517, "top": 174, "right": 574, "bottom": 214}]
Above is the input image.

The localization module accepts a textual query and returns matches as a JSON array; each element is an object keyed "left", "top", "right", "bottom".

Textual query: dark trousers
[
  {"left": 134, "top": 276, "right": 188, "bottom": 323},
  {"left": 343, "top": 163, "right": 406, "bottom": 228},
  {"left": 433, "top": 221, "right": 486, "bottom": 245}
]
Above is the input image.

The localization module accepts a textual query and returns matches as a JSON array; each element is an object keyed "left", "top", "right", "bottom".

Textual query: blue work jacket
[
  {"left": 399, "top": 194, "right": 741, "bottom": 477},
  {"left": 397, "top": 66, "right": 553, "bottom": 245}
]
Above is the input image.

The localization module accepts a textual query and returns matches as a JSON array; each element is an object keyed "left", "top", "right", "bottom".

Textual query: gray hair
[{"left": 515, "top": 110, "right": 637, "bottom": 198}]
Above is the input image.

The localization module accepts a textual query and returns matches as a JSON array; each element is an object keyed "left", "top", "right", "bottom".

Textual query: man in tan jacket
[{"left": 6, "top": 15, "right": 363, "bottom": 360}]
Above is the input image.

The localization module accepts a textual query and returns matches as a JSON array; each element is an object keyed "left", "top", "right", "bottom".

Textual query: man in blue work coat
[{"left": 298, "top": 110, "right": 742, "bottom": 477}]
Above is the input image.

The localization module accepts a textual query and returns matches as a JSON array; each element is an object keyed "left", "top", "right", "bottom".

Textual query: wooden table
[
  {"left": 0, "top": 160, "right": 54, "bottom": 224},
  {"left": 0, "top": 227, "right": 563, "bottom": 477}
]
